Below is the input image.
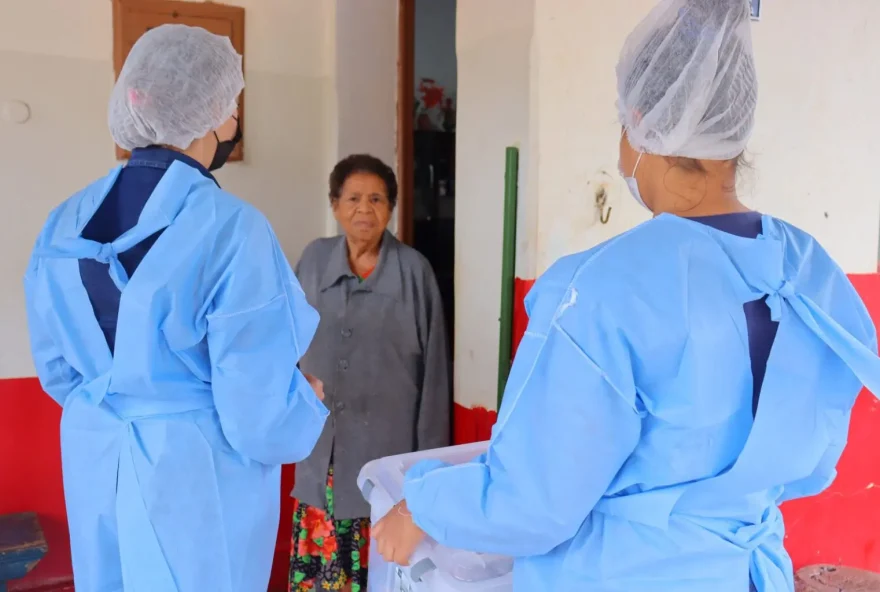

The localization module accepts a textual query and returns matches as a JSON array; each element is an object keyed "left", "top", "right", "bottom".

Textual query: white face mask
[
  {"left": 619, "top": 152, "right": 648, "bottom": 211},
  {"left": 620, "top": 128, "right": 650, "bottom": 212}
]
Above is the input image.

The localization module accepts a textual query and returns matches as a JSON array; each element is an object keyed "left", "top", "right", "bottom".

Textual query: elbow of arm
[
  {"left": 214, "top": 412, "right": 275, "bottom": 463},
  {"left": 221, "top": 416, "right": 325, "bottom": 466},
  {"left": 500, "top": 502, "right": 585, "bottom": 557},
  {"left": 221, "top": 428, "right": 268, "bottom": 464},
  {"left": 215, "top": 389, "right": 328, "bottom": 465},
  {"left": 529, "top": 523, "right": 582, "bottom": 557},
  {"left": 37, "top": 364, "right": 82, "bottom": 408},
  {"left": 276, "top": 414, "right": 328, "bottom": 464}
]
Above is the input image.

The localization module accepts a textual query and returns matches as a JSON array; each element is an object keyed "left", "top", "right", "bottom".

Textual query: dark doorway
[{"left": 397, "top": 0, "right": 457, "bottom": 349}]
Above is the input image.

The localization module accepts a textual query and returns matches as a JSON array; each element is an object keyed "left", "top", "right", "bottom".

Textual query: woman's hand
[
  {"left": 304, "top": 373, "right": 325, "bottom": 401},
  {"left": 372, "top": 500, "right": 426, "bottom": 566}
]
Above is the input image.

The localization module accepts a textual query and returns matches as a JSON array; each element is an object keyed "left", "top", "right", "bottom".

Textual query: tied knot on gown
[
  {"left": 93, "top": 241, "right": 117, "bottom": 265},
  {"left": 731, "top": 508, "right": 782, "bottom": 553},
  {"left": 83, "top": 239, "right": 130, "bottom": 291},
  {"left": 714, "top": 220, "right": 798, "bottom": 323},
  {"left": 765, "top": 280, "right": 795, "bottom": 322},
  {"left": 40, "top": 237, "right": 131, "bottom": 291}
]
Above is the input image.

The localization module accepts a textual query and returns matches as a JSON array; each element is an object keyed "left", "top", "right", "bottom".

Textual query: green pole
[{"left": 497, "top": 146, "right": 519, "bottom": 408}]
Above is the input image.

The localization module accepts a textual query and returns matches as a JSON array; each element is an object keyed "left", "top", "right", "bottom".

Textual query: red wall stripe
[
  {"left": 3, "top": 273, "right": 879, "bottom": 589},
  {"left": 511, "top": 278, "right": 536, "bottom": 361},
  {"left": 270, "top": 465, "right": 296, "bottom": 592},
  {"left": 453, "top": 404, "right": 497, "bottom": 445},
  {"left": 0, "top": 378, "right": 71, "bottom": 590}
]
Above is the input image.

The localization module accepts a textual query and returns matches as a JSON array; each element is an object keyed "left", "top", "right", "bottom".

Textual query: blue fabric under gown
[
  {"left": 78, "top": 147, "right": 214, "bottom": 353},
  {"left": 24, "top": 157, "right": 329, "bottom": 592},
  {"left": 402, "top": 213, "right": 880, "bottom": 592}
]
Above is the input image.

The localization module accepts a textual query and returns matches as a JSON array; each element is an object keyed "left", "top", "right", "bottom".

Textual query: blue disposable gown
[
  {"left": 403, "top": 214, "right": 880, "bottom": 592},
  {"left": 24, "top": 161, "right": 329, "bottom": 592}
]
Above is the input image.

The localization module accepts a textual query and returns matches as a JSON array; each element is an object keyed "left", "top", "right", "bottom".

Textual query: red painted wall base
[
  {"left": 453, "top": 403, "right": 497, "bottom": 444},
  {"left": 0, "top": 378, "right": 70, "bottom": 590},
  {"left": 270, "top": 464, "right": 296, "bottom": 592}
]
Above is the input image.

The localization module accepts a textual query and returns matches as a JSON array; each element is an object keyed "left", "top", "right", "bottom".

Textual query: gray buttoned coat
[{"left": 291, "top": 232, "right": 451, "bottom": 519}]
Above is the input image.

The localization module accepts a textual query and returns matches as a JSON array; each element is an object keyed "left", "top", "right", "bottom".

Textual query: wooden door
[{"left": 396, "top": 0, "right": 415, "bottom": 245}]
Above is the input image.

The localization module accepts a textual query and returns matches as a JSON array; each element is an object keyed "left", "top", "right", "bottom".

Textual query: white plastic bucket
[{"left": 358, "top": 442, "right": 514, "bottom": 592}]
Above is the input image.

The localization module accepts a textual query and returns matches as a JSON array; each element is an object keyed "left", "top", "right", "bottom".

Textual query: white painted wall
[
  {"left": 530, "top": 0, "right": 651, "bottom": 272},
  {"left": 331, "top": 0, "right": 399, "bottom": 235},
  {"left": 453, "top": 0, "right": 534, "bottom": 410},
  {"left": 530, "top": 0, "right": 880, "bottom": 275},
  {"left": 415, "top": 0, "right": 457, "bottom": 97},
  {"left": 0, "top": 0, "right": 336, "bottom": 378},
  {"left": 747, "top": 0, "right": 880, "bottom": 273},
  {"left": 453, "top": 0, "right": 880, "bottom": 412},
  {"left": 334, "top": 0, "right": 397, "bottom": 168}
]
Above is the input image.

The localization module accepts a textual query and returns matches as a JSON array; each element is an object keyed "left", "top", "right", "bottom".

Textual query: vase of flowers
[{"left": 415, "top": 78, "right": 454, "bottom": 132}]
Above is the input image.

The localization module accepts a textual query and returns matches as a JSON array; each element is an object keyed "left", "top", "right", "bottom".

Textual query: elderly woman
[
  {"left": 289, "top": 154, "right": 451, "bottom": 591},
  {"left": 24, "top": 25, "right": 327, "bottom": 592},
  {"left": 373, "top": 2, "right": 880, "bottom": 591}
]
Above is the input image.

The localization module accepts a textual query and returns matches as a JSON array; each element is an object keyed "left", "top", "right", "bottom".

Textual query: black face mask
[{"left": 209, "top": 117, "right": 242, "bottom": 172}]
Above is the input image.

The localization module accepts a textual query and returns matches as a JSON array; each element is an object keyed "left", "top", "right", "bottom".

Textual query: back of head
[
  {"left": 617, "top": 0, "right": 757, "bottom": 160},
  {"left": 108, "top": 24, "right": 244, "bottom": 151}
]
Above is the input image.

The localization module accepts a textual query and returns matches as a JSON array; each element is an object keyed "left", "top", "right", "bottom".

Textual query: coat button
[
  {"left": 338, "top": 359, "right": 349, "bottom": 371},
  {"left": 341, "top": 328, "right": 352, "bottom": 338},
  {"left": 334, "top": 401, "right": 346, "bottom": 412}
]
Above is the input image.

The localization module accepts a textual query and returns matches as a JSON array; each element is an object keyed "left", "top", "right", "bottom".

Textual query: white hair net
[
  {"left": 109, "top": 24, "right": 244, "bottom": 151},
  {"left": 616, "top": 0, "right": 757, "bottom": 160}
]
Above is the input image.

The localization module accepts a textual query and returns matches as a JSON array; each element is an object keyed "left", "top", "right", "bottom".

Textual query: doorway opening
[{"left": 397, "top": 0, "right": 457, "bottom": 350}]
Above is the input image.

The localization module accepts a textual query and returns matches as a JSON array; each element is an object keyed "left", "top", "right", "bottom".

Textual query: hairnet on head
[
  {"left": 616, "top": 0, "right": 757, "bottom": 161},
  {"left": 109, "top": 24, "right": 244, "bottom": 151}
]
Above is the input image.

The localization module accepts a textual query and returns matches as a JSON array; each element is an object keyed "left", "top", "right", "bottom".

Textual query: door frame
[{"left": 396, "top": 0, "right": 415, "bottom": 246}]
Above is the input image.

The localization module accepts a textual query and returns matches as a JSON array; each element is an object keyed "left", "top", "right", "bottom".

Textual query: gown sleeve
[
  {"left": 402, "top": 265, "right": 642, "bottom": 557},
  {"left": 206, "top": 209, "right": 329, "bottom": 465},
  {"left": 24, "top": 254, "right": 83, "bottom": 407}
]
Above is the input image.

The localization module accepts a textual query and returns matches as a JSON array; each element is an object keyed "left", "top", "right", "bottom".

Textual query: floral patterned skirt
[{"left": 289, "top": 466, "right": 370, "bottom": 592}]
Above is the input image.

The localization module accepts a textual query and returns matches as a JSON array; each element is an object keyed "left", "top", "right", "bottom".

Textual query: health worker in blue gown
[
  {"left": 24, "top": 24, "right": 329, "bottom": 592},
  {"left": 372, "top": 2, "right": 880, "bottom": 591}
]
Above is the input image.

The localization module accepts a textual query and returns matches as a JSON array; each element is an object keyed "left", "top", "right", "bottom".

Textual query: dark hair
[
  {"left": 666, "top": 152, "right": 752, "bottom": 175},
  {"left": 328, "top": 154, "right": 398, "bottom": 208}
]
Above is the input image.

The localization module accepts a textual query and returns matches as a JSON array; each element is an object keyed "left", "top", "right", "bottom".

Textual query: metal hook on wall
[{"left": 595, "top": 187, "right": 612, "bottom": 224}]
